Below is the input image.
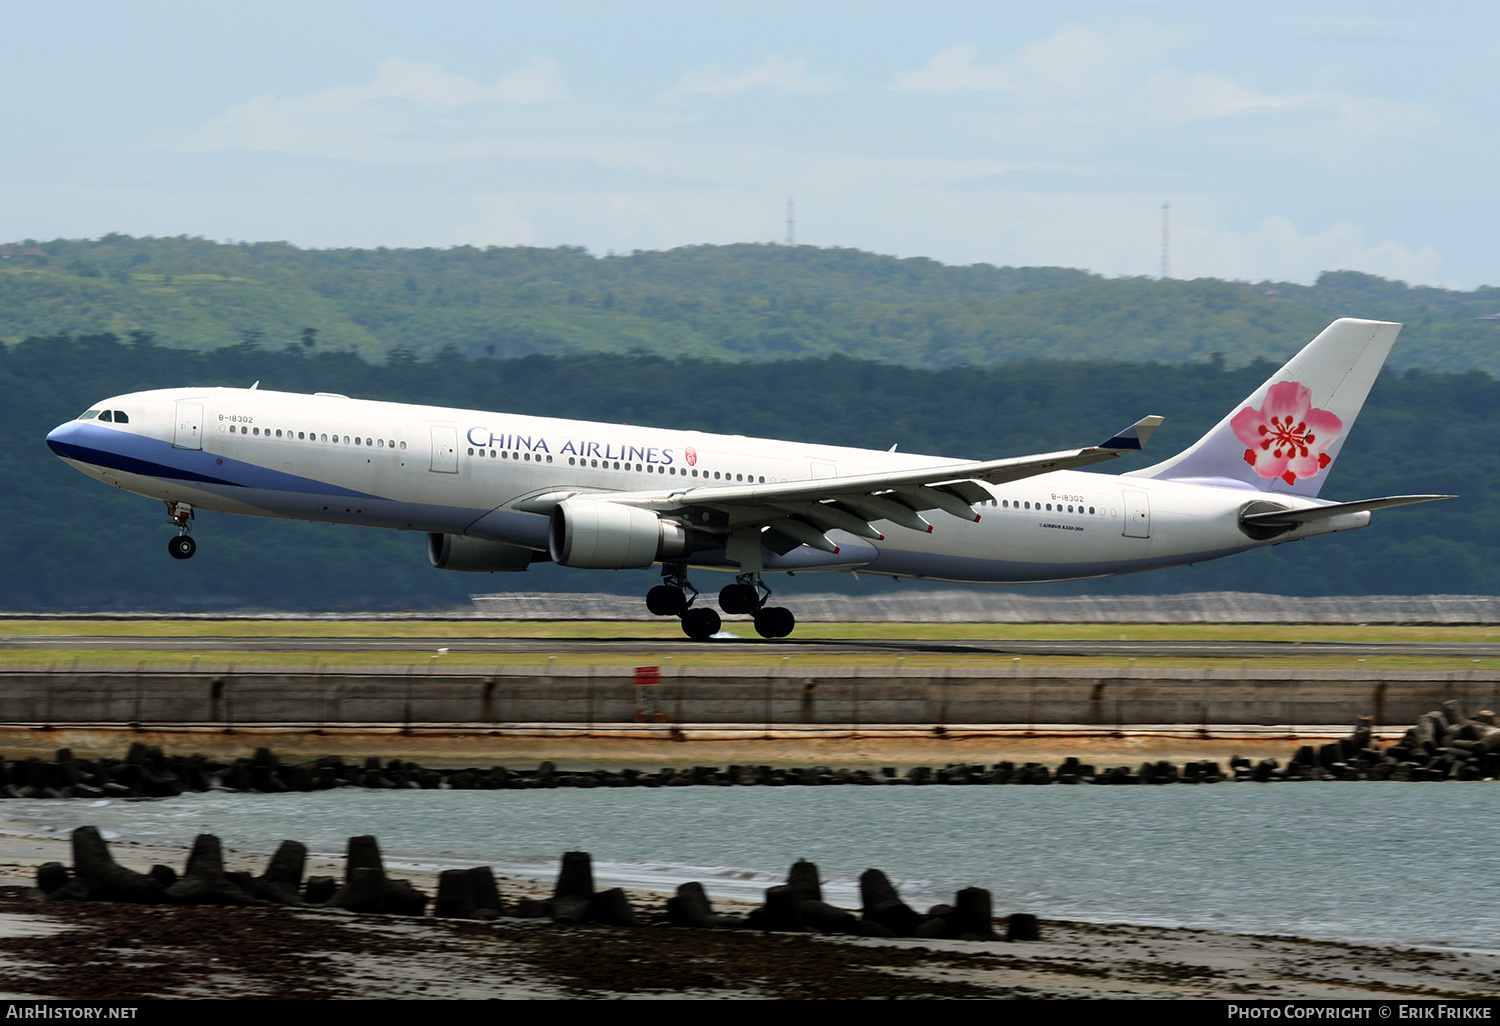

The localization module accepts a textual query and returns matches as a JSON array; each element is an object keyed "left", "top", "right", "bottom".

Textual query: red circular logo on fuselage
[{"left": 685, "top": 446, "right": 698, "bottom": 467}]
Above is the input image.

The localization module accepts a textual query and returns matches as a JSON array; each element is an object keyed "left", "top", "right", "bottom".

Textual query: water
[{"left": 3, "top": 783, "right": 1495, "bottom": 952}]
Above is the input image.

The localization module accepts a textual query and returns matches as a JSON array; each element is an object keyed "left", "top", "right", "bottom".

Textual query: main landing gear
[
  {"left": 647, "top": 565, "right": 721, "bottom": 640},
  {"left": 166, "top": 501, "right": 196, "bottom": 560},
  {"left": 645, "top": 567, "right": 797, "bottom": 641},
  {"left": 720, "top": 573, "right": 796, "bottom": 640}
]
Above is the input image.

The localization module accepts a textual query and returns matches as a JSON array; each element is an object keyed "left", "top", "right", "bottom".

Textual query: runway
[{"left": 3, "top": 633, "right": 1498, "bottom": 660}]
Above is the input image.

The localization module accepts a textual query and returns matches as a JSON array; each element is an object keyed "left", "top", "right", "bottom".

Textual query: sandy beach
[{"left": 0, "top": 828, "right": 1494, "bottom": 1000}]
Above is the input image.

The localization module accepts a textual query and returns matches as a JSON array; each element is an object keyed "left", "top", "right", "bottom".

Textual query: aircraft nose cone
[{"left": 46, "top": 420, "right": 80, "bottom": 456}]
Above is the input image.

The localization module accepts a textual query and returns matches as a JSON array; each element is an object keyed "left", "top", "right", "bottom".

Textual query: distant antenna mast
[
  {"left": 1160, "top": 202, "right": 1170, "bottom": 280},
  {"left": 785, "top": 197, "right": 795, "bottom": 246}
]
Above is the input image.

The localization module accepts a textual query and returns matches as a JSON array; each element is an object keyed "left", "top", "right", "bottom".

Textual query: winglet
[{"left": 1099, "top": 416, "right": 1165, "bottom": 451}]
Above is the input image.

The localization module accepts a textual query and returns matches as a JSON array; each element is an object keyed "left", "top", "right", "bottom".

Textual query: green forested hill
[
  {"left": 0, "top": 333, "right": 1489, "bottom": 610},
  {"left": 4, "top": 236, "right": 1498, "bottom": 374}
]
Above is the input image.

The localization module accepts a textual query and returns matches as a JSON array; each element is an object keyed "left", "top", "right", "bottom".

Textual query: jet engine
[
  {"left": 548, "top": 499, "right": 693, "bottom": 569},
  {"left": 427, "top": 533, "right": 538, "bottom": 572}
]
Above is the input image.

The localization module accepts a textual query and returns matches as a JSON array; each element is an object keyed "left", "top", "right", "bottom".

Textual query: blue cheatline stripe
[{"left": 48, "top": 425, "right": 384, "bottom": 500}]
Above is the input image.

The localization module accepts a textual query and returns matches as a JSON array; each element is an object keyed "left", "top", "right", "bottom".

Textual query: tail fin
[{"left": 1127, "top": 318, "right": 1401, "bottom": 497}]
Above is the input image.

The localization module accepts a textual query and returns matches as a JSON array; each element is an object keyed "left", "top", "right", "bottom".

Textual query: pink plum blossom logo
[
  {"left": 1230, "top": 380, "right": 1343, "bottom": 486},
  {"left": 685, "top": 445, "right": 698, "bottom": 467}
]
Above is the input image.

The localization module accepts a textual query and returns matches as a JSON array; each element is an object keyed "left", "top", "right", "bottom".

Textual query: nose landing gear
[{"left": 166, "top": 501, "right": 196, "bottom": 560}]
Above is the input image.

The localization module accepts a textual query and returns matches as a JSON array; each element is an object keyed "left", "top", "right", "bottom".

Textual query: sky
[{"left": 2, "top": 1, "right": 1496, "bottom": 288}]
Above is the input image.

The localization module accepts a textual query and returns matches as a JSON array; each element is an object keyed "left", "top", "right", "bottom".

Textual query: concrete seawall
[{"left": 2, "top": 666, "right": 1496, "bottom": 728}]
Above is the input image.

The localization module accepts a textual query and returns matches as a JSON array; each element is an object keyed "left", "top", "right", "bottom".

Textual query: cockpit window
[
  {"left": 113, "top": 411, "right": 129, "bottom": 424},
  {"left": 77, "top": 409, "right": 100, "bottom": 421},
  {"left": 98, "top": 411, "right": 113, "bottom": 422}
]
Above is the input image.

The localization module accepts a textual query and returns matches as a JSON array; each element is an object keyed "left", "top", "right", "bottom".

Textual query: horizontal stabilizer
[{"left": 1240, "top": 494, "right": 1454, "bottom": 526}]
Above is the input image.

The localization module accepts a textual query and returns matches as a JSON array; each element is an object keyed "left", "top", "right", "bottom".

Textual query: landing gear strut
[
  {"left": 719, "top": 572, "right": 796, "bottom": 639},
  {"left": 646, "top": 564, "right": 721, "bottom": 640},
  {"left": 166, "top": 502, "right": 196, "bottom": 560}
]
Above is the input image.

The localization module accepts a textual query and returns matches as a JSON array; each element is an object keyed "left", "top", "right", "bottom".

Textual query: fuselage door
[
  {"left": 429, "top": 425, "right": 459, "bottom": 473},
  {"left": 173, "top": 402, "right": 203, "bottom": 450},
  {"left": 1122, "top": 488, "right": 1151, "bottom": 538}
]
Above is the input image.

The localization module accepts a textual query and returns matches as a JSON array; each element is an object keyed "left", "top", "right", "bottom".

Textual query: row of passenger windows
[
  {"left": 468, "top": 448, "right": 554, "bottom": 463},
  {"left": 466, "top": 447, "right": 768, "bottom": 483},
  {"left": 78, "top": 409, "right": 129, "bottom": 423},
  {"left": 982, "top": 497, "right": 1100, "bottom": 515},
  {"left": 565, "top": 456, "right": 764, "bottom": 483},
  {"left": 231, "top": 424, "right": 406, "bottom": 449}
]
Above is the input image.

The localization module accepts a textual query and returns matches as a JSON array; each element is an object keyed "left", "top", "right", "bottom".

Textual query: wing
[{"left": 520, "top": 416, "right": 1163, "bottom": 555}]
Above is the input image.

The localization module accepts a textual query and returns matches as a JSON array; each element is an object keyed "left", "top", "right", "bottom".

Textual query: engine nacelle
[
  {"left": 427, "top": 533, "right": 537, "bottom": 572},
  {"left": 548, "top": 499, "right": 691, "bottom": 569}
]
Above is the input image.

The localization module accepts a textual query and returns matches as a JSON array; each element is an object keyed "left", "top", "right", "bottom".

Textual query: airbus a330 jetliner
[{"left": 47, "top": 317, "right": 1447, "bottom": 639}]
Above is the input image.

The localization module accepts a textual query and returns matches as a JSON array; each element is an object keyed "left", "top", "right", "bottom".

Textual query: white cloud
[
  {"left": 893, "top": 25, "right": 1433, "bottom": 145},
  {"left": 673, "top": 55, "right": 837, "bottom": 96},
  {"left": 892, "top": 26, "right": 1182, "bottom": 98},
  {"left": 1126, "top": 69, "right": 1432, "bottom": 134},
  {"left": 159, "top": 57, "right": 566, "bottom": 160},
  {"left": 1131, "top": 71, "right": 1306, "bottom": 122},
  {"left": 1186, "top": 216, "right": 1443, "bottom": 285}
]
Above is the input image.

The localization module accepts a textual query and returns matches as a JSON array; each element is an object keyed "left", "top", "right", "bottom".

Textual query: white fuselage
[{"left": 48, "top": 386, "right": 1367, "bottom": 584}]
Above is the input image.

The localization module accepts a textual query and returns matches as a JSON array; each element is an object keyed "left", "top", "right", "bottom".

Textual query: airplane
[{"left": 45, "top": 317, "right": 1449, "bottom": 639}]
